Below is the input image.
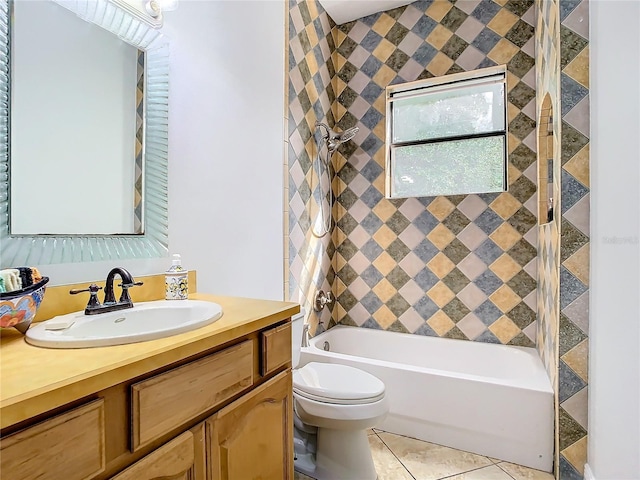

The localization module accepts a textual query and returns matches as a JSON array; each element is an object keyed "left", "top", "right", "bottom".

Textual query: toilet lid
[{"left": 293, "top": 362, "right": 385, "bottom": 404}]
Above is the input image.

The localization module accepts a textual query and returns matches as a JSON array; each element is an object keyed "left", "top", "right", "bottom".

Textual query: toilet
[{"left": 291, "top": 311, "right": 389, "bottom": 480}]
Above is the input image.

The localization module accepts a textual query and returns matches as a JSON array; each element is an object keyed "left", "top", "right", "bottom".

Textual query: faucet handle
[
  {"left": 118, "top": 281, "right": 143, "bottom": 303},
  {"left": 69, "top": 284, "right": 102, "bottom": 295},
  {"left": 69, "top": 284, "right": 102, "bottom": 312},
  {"left": 314, "top": 290, "right": 333, "bottom": 311},
  {"left": 119, "top": 281, "right": 144, "bottom": 289}
]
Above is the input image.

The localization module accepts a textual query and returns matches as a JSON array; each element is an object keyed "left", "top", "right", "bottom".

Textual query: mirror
[
  {"left": 11, "top": 0, "right": 142, "bottom": 235},
  {"left": 0, "top": 0, "right": 169, "bottom": 267}
]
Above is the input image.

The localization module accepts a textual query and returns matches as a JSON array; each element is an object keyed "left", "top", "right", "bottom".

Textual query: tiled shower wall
[
  {"left": 535, "top": 0, "right": 562, "bottom": 474},
  {"left": 535, "top": 1, "right": 591, "bottom": 478},
  {"left": 330, "top": 0, "right": 538, "bottom": 344},
  {"left": 287, "top": 1, "right": 590, "bottom": 477},
  {"left": 536, "top": 0, "right": 560, "bottom": 389},
  {"left": 535, "top": 0, "right": 591, "bottom": 478},
  {"left": 288, "top": 0, "right": 541, "bottom": 343},
  {"left": 557, "top": 0, "right": 590, "bottom": 475},
  {"left": 287, "top": 0, "right": 336, "bottom": 328}
]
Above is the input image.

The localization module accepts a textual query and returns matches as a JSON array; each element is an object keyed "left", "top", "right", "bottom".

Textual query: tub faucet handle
[{"left": 314, "top": 290, "right": 333, "bottom": 311}]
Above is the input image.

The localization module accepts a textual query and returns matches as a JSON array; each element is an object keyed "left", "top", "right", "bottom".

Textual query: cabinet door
[
  {"left": 206, "top": 370, "right": 293, "bottom": 480},
  {"left": 111, "top": 427, "right": 204, "bottom": 480},
  {"left": 0, "top": 399, "right": 105, "bottom": 480}
]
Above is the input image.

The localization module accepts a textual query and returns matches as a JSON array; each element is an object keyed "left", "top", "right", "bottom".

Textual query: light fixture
[
  {"left": 110, "top": 0, "right": 176, "bottom": 28},
  {"left": 145, "top": 0, "right": 178, "bottom": 19},
  {"left": 144, "top": 0, "right": 161, "bottom": 17}
]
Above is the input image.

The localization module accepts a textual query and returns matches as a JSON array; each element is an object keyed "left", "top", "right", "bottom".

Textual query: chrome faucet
[
  {"left": 302, "top": 323, "right": 310, "bottom": 347},
  {"left": 70, "top": 267, "right": 143, "bottom": 315}
]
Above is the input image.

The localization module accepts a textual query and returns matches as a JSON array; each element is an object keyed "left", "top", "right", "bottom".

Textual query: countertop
[{"left": 0, "top": 293, "right": 299, "bottom": 430}]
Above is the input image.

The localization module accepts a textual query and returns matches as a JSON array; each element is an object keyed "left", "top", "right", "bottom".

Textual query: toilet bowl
[{"left": 291, "top": 312, "right": 388, "bottom": 480}]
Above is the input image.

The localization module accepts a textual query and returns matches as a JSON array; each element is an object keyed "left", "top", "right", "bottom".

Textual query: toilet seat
[{"left": 293, "top": 362, "right": 385, "bottom": 405}]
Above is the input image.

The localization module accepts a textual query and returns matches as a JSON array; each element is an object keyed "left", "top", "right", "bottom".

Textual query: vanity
[
  {"left": 0, "top": 290, "right": 299, "bottom": 480},
  {"left": 0, "top": 1, "right": 298, "bottom": 476}
]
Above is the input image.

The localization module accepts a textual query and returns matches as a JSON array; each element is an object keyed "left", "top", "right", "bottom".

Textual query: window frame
[{"left": 384, "top": 65, "right": 508, "bottom": 199}]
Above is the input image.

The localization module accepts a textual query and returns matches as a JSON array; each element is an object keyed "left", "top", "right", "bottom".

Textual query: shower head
[
  {"left": 334, "top": 127, "right": 359, "bottom": 144},
  {"left": 316, "top": 122, "right": 360, "bottom": 152}
]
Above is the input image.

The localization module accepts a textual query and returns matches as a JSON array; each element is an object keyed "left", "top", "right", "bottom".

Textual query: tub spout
[{"left": 302, "top": 323, "right": 310, "bottom": 347}]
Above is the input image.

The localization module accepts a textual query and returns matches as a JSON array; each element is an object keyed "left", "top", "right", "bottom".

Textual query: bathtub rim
[{"left": 304, "top": 325, "right": 553, "bottom": 394}]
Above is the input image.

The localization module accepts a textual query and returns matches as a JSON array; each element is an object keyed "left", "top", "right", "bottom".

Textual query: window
[{"left": 385, "top": 65, "right": 508, "bottom": 199}]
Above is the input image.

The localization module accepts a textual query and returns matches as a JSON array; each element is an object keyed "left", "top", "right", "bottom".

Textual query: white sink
[{"left": 25, "top": 300, "right": 223, "bottom": 348}]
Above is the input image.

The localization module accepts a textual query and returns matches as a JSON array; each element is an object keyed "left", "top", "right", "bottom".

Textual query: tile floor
[{"left": 294, "top": 430, "right": 555, "bottom": 480}]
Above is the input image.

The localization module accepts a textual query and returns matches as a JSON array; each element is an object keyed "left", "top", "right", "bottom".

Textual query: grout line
[
  {"left": 495, "top": 462, "right": 519, "bottom": 480},
  {"left": 376, "top": 429, "right": 512, "bottom": 480},
  {"left": 436, "top": 464, "right": 504, "bottom": 480},
  {"left": 376, "top": 429, "right": 487, "bottom": 457},
  {"left": 308, "top": 427, "right": 546, "bottom": 480},
  {"left": 374, "top": 431, "right": 417, "bottom": 480}
]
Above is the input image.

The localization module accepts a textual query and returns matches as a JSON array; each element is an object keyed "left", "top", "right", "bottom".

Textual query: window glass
[
  {"left": 391, "top": 136, "right": 506, "bottom": 198},
  {"left": 392, "top": 82, "right": 505, "bottom": 143},
  {"left": 385, "top": 66, "right": 508, "bottom": 199}
]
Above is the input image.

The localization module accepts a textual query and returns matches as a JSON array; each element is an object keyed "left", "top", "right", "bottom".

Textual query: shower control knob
[{"left": 314, "top": 290, "right": 333, "bottom": 311}]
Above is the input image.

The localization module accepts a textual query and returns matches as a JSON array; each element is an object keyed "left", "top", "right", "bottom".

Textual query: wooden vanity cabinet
[
  {"left": 0, "top": 399, "right": 106, "bottom": 480},
  {"left": 114, "top": 371, "right": 293, "bottom": 480},
  {"left": 0, "top": 319, "right": 293, "bottom": 480},
  {"left": 110, "top": 428, "right": 202, "bottom": 480},
  {"left": 130, "top": 340, "right": 255, "bottom": 451},
  {"left": 206, "top": 370, "right": 293, "bottom": 480}
]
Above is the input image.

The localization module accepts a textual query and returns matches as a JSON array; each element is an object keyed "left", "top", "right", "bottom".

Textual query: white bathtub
[{"left": 300, "top": 326, "right": 554, "bottom": 472}]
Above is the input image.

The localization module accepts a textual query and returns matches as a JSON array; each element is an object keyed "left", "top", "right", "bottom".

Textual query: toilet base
[
  {"left": 293, "top": 423, "right": 378, "bottom": 480},
  {"left": 294, "top": 452, "right": 317, "bottom": 478},
  {"left": 314, "top": 428, "right": 377, "bottom": 480}
]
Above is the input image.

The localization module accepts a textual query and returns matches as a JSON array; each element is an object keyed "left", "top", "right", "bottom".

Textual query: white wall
[
  {"left": 163, "top": 1, "right": 285, "bottom": 300},
  {"left": 44, "top": 1, "right": 285, "bottom": 302},
  {"left": 589, "top": 2, "right": 640, "bottom": 478}
]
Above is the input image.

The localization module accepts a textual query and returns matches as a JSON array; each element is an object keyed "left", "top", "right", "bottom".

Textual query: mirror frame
[{"left": 0, "top": 0, "right": 169, "bottom": 267}]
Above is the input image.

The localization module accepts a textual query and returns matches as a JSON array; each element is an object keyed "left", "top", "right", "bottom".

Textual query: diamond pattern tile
[
  {"left": 427, "top": 252, "right": 456, "bottom": 278},
  {"left": 427, "top": 310, "right": 455, "bottom": 336},
  {"left": 532, "top": 1, "right": 590, "bottom": 477},
  {"left": 490, "top": 253, "right": 522, "bottom": 282},
  {"left": 443, "top": 238, "right": 472, "bottom": 264},
  {"left": 476, "top": 299, "right": 503, "bottom": 326},
  {"left": 427, "top": 223, "right": 456, "bottom": 249},
  {"left": 285, "top": 19, "right": 597, "bottom": 472},
  {"left": 489, "top": 315, "right": 520, "bottom": 343},
  {"left": 490, "top": 223, "right": 522, "bottom": 250},
  {"left": 442, "top": 210, "right": 472, "bottom": 235},
  {"left": 413, "top": 295, "right": 440, "bottom": 320},
  {"left": 457, "top": 312, "right": 487, "bottom": 340},
  {"left": 442, "top": 268, "right": 471, "bottom": 295},
  {"left": 490, "top": 285, "right": 522, "bottom": 312},
  {"left": 458, "top": 282, "right": 489, "bottom": 311}
]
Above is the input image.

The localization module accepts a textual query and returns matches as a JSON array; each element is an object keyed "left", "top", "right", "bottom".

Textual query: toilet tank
[{"left": 291, "top": 310, "right": 305, "bottom": 368}]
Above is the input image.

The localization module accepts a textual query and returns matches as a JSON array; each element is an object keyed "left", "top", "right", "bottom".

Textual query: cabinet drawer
[
  {"left": 261, "top": 322, "right": 292, "bottom": 376},
  {"left": 0, "top": 399, "right": 105, "bottom": 480},
  {"left": 131, "top": 340, "right": 254, "bottom": 451},
  {"left": 111, "top": 431, "right": 195, "bottom": 480}
]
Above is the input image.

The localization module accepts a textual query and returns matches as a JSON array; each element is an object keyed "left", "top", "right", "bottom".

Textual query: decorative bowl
[{"left": 0, "top": 277, "right": 49, "bottom": 334}]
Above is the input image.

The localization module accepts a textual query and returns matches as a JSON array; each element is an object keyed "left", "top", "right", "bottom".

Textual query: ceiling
[{"left": 317, "top": 0, "right": 415, "bottom": 25}]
